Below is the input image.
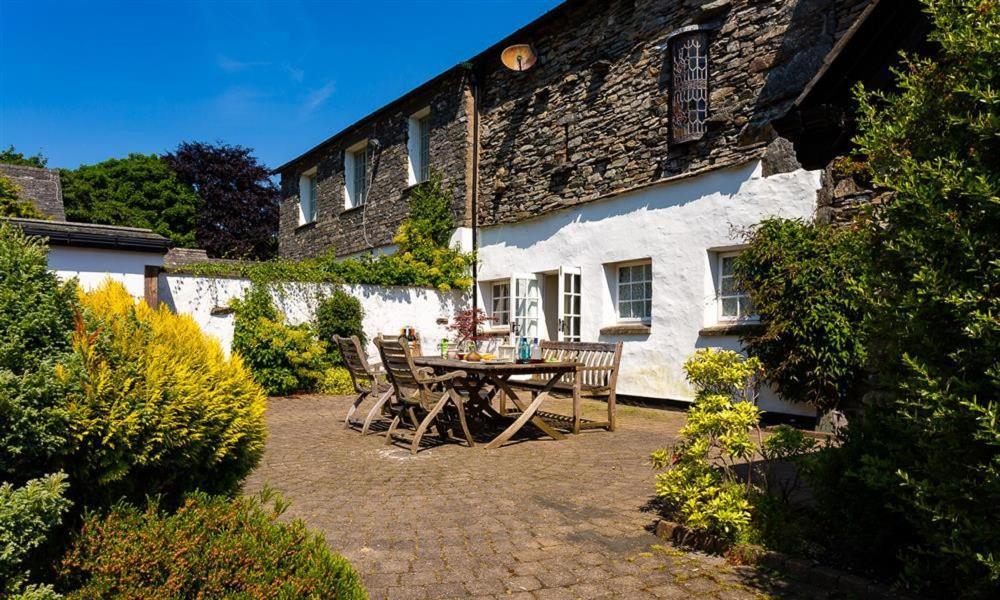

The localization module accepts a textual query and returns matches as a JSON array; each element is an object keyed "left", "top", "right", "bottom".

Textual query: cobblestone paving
[{"left": 245, "top": 395, "right": 822, "bottom": 599}]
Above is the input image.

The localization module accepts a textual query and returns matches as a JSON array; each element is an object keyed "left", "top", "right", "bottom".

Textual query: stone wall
[
  {"left": 0, "top": 164, "right": 65, "bottom": 220},
  {"left": 278, "top": 71, "right": 472, "bottom": 259},
  {"left": 815, "top": 157, "right": 890, "bottom": 225},
  {"left": 475, "top": 0, "right": 870, "bottom": 226},
  {"left": 277, "top": 0, "right": 871, "bottom": 256}
]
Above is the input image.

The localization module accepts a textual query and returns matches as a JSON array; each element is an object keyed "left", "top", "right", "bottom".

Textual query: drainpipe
[{"left": 470, "top": 69, "right": 481, "bottom": 337}]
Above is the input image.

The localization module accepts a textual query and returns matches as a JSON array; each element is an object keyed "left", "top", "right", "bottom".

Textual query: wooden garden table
[{"left": 412, "top": 357, "right": 579, "bottom": 449}]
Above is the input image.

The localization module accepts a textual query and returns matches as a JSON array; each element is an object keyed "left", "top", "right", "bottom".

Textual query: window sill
[
  {"left": 600, "top": 323, "right": 651, "bottom": 336},
  {"left": 340, "top": 204, "right": 365, "bottom": 216},
  {"left": 482, "top": 326, "right": 511, "bottom": 335},
  {"left": 698, "top": 322, "right": 764, "bottom": 337},
  {"left": 294, "top": 221, "right": 317, "bottom": 233},
  {"left": 401, "top": 180, "right": 430, "bottom": 196}
]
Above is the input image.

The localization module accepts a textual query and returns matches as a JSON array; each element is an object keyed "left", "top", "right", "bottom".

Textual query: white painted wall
[
  {"left": 476, "top": 161, "right": 820, "bottom": 416},
  {"left": 159, "top": 274, "right": 463, "bottom": 358},
  {"left": 47, "top": 246, "right": 163, "bottom": 300}
]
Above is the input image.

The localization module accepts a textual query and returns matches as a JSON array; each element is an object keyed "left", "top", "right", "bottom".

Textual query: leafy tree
[
  {"left": 315, "top": 289, "right": 366, "bottom": 363},
  {"left": 734, "top": 217, "right": 870, "bottom": 413},
  {"left": 811, "top": 1, "right": 1000, "bottom": 595},
  {"left": 0, "top": 176, "right": 47, "bottom": 219},
  {"left": 60, "top": 154, "right": 200, "bottom": 247},
  {"left": 0, "top": 146, "right": 47, "bottom": 168},
  {"left": 163, "top": 142, "right": 279, "bottom": 259}
]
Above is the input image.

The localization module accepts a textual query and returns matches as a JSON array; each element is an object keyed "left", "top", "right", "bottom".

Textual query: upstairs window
[
  {"left": 616, "top": 260, "right": 652, "bottom": 323},
  {"left": 298, "top": 168, "right": 317, "bottom": 225},
  {"left": 671, "top": 31, "right": 709, "bottom": 143},
  {"left": 344, "top": 141, "right": 369, "bottom": 209},
  {"left": 407, "top": 108, "right": 431, "bottom": 185},
  {"left": 717, "top": 252, "right": 754, "bottom": 321}
]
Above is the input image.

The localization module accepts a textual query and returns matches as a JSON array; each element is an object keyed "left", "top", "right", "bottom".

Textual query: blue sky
[{"left": 0, "top": 0, "right": 560, "bottom": 170}]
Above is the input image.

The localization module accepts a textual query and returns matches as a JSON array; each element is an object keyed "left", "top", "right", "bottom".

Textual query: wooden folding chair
[
  {"left": 374, "top": 335, "right": 475, "bottom": 455},
  {"left": 333, "top": 334, "right": 392, "bottom": 435}
]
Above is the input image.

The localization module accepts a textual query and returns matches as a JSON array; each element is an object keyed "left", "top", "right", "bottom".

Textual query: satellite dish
[{"left": 501, "top": 44, "right": 537, "bottom": 72}]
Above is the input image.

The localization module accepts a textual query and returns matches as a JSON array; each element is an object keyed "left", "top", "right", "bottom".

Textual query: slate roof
[{"left": 6, "top": 217, "right": 171, "bottom": 253}]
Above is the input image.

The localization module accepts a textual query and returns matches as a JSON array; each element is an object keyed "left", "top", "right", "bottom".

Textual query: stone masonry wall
[
  {"left": 278, "top": 71, "right": 472, "bottom": 259},
  {"left": 0, "top": 164, "right": 66, "bottom": 220},
  {"left": 475, "top": 0, "right": 870, "bottom": 225},
  {"left": 277, "top": 0, "right": 871, "bottom": 257}
]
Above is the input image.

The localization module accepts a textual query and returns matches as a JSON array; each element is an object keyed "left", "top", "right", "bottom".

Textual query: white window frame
[
  {"left": 615, "top": 259, "right": 652, "bottom": 324},
  {"left": 717, "top": 251, "right": 756, "bottom": 322},
  {"left": 344, "top": 140, "right": 369, "bottom": 209},
  {"left": 490, "top": 281, "right": 510, "bottom": 327},
  {"left": 407, "top": 107, "right": 431, "bottom": 186},
  {"left": 298, "top": 167, "right": 318, "bottom": 225}
]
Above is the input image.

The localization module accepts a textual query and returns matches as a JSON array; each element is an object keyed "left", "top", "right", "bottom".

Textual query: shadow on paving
[{"left": 245, "top": 394, "right": 836, "bottom": 599}]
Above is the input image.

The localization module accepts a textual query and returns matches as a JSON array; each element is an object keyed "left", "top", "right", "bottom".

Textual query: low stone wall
[{"left": 159, "top": 273, "right": 466, "bottom": 356}]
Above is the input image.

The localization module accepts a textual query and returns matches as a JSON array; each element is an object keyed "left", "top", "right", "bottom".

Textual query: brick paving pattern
[{"left": 245, "top": 395, "right": 826, "bottom": 599}]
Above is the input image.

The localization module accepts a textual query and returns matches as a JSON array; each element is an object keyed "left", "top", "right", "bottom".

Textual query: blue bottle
[{"left": 517, "top": 337, "right": 530, "bottom": 363}]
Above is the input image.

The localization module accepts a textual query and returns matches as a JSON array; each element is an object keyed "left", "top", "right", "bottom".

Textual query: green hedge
[{"left": 61, "top": 491, "right": 367, "bottom": 600}]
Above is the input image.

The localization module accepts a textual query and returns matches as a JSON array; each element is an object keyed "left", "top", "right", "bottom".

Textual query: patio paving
[{"left": 245, "top": 394, "right": 827, "bottom": 599}]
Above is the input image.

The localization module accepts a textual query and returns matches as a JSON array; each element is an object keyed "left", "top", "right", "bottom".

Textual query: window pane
[
  {"left": 643, "top": 263, "right": 652, "bottom": 281},
  {"left": 619, "top": 266, "right": 631, "bottom": 283},
  {"left": 644, "top": 281, "right": 652, "bottom": 300},
  {"left": 740, "top": 295, "right": 754, "bottom": 317},
  {"left": 573, "top": 295, "right": 581, "bottom": 314},
  {"left": 720, "top": 275, "right": 737, "bottom": 294},
  {"left": 644, "top": 300, "right": 652, "bottom": 319},
  {"left": 620, "top": 302, "right": 632, "bottom": 319},
  {"left": 722, "top": 297, "right": 738, "bottom": 317},
  {"left": 620, "top": 284, "right": 632, "bottom": 301},
  {"left": 721, "top": 256, "right": 734, "bottom": 276},
  {"left": 631, "top": 283, "right": 644, "bottom": 302}
]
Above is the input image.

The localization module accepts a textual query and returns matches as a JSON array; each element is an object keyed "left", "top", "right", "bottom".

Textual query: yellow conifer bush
[{"left": 63, "top": 280, "right": 267, "bottom": 508}]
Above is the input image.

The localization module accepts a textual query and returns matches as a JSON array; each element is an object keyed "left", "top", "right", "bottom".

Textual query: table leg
[{"left": 486, "top": 375, "right": 567, "bottom": 449}]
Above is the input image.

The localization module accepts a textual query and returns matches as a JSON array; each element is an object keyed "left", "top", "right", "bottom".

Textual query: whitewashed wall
[
  {"left": 47, "top": 246, "right": 162, "bottom": 300},
  {"left": 476, "top": 161, "right": 820, "bottom": 416},
  {"left": 159, "top": 274, "right": 464, "bottom": 358}
]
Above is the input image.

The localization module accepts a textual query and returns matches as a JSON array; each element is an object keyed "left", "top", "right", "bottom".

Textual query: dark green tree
[
  {"left": 60, "top": 154, "right": 200, "bottom": 247},
  {"left": 0, "top": 146, "right": 47, "bottom": 168},
  {"left": 815, "top": 0, "right": 1000, "bottom": 594}
]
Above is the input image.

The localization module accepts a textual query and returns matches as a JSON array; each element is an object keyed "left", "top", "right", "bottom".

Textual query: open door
[
  {"left": 557, "top": 266, "right": 582, "bottom": 342},
  {"left": 511, "top": 273, "right": 540, "bottom": 342}
]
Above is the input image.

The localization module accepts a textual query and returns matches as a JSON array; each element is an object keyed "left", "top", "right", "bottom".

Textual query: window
[
  {"left": 407, "top": 108, "right": 431, "bottom": 185},
  {"left": 617, "top": 261, "right": 652, "bottom": 322},
  {"left": 344, "top": 142, "right": 368, "bottom": 209},
  {"left": 671, "top": 31, "right": 709, "bottom": 143},
  {"left": 298, "top": 169, "right": 317, "bottom": 225},
  {"left": 718, "top": 253, "right": 754, "bottom": 321},
  {"left": 490, "top": 281, "right": 510, "bottom": 326}
]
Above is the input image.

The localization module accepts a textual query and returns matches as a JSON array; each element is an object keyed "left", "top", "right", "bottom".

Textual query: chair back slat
[
  {"left": 375, "top": 335, "right": 434, "bottom": 406},
  {"left": 333, "top": 334, "right": 376, "bottom": 393}
]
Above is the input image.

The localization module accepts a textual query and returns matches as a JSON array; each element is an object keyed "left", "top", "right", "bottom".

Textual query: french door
[
  {"left": 511, "top": 273, "right": 540, "bottom": 342},
  {"left": 557, "top": 266, "right": 582, "bottom": 341}
]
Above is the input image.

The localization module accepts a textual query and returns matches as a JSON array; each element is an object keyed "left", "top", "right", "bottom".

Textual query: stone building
[{"left": 275, "top": 0, "right": 922, "bottom": 416}]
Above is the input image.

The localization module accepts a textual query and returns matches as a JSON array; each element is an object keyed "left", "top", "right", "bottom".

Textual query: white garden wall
[
  {"left": 476, "top": 160, "right": 820, "bottom": 417},
  {"left": 158, "top": 274, "right": 464, "bottom": 358},
  {"left": 47, "top": 246, "right": 162, "bottom": 300}
]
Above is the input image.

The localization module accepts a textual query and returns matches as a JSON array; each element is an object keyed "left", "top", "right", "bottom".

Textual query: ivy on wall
[{"left": 183, "top": 174, "right": 473, "bottom": 292}]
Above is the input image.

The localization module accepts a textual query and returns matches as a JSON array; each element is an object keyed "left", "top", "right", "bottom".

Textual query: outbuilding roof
[{"left": 5, "top": 217, "right": 172, "bottom": 253}]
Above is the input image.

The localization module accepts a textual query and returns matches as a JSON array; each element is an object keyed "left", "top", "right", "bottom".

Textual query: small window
[
  {"left": 407, "top": 108, "right": 431, "bottom": 185},
  {"left": 345, "top": 143, "right": 369, "bottom": 209},
  {"left": 617, "top": 261, "right": 652, "bottom": 323},
  {"left": 298, "top": 169, "right": 317, "bottom": 225},
  {"left": 491, "top": 281, "right": 510, "bottom": 326},
  {"left": 718, "top": 253, "right": 754, "bottom": 321},
  {"left": 671, "top": 31, "right": 709, "bottom": 143}
]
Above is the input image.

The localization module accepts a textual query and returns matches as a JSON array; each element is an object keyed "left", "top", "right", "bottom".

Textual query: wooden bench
[{"left": 505, "top": 340, "right": 622, "bottom": 433}]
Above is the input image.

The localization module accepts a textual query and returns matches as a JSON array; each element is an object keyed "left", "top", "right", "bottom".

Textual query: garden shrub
[
  {"left": 66, "top": 280, "right": 267, "bottom": 508},
  {"left": 315, "top": 288, "right": 365, "bottom": 363},
  {"left": 61, "top": 490, "right": 366, "bottom": 600},
  {"left": 319, "top": 366, "right": 355, "bottom": 395},
  {"left": 0, "top": 474, "right": 70, "bottom": 597},
  {"left": 0, "top": 225, "right": 78, "bottom": 485},
  {"left": 651, "top": 349, "right": 763, "bottom": 543},
  {"left": 0, "top": 224, "right": 76, "bottom": 375},
  {"left": 734, "top": 218, "right": 870, "bottom": 413},
  {"left": 801, "top": 1, "right": 1000, "bottom": 595},
  {"left": 232, "top": 286, "right": 328, "bottom": 396}
]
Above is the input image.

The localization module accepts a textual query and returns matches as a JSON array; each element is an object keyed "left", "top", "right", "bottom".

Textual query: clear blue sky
[{"left": 0, "top": 0, "right": 560, "bottom": 170}]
